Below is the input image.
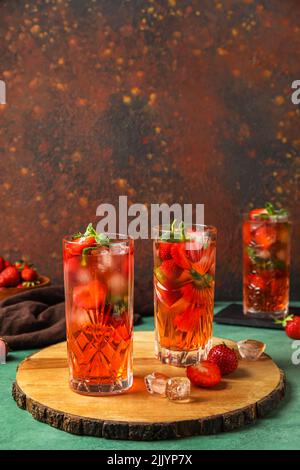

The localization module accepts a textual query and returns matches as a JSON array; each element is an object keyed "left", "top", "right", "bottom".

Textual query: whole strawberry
[
  {"left": 0, "top": 257, "right": 5, "bottom": 272},
  {"left": 276, "top": 315, "right": 300, "bottom": 340},
  {"left": 207, "top": 343, "right": 238, "bottom": 376},
  {"left": 0, "top": 266, "right": 20, "bottom": 287},
  {"left": 21, "top": 266, "right": 38, "bottom": 282}
]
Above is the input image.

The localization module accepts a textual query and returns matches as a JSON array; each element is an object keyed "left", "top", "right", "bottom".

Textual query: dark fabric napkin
[
  {"left": 0, "top": 285, "right": 142, "bottom": 350},
  {"left": 0, "top": 286, "right": 66, "bottom": 350}
]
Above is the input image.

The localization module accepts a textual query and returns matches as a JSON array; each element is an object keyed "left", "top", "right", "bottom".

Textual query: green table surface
[{"left": 0, "top": 302, "right": 299, "bottom": 450}]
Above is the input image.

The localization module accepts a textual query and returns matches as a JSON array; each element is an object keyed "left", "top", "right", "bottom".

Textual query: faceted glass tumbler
[
  {"left": 243, "top": 214, "right": 291, "bottom": 319},
  {"left": 63, "top": 235, "right": 134, "bottom": 395},
  {"left": 153, "top": 224, "right": 217, "bottom": 367}
]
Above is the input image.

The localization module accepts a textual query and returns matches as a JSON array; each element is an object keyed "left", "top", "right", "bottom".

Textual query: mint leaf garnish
[
  {"left": 81, "top": 246, "right": 101, "bottom": 266},
  {"left": 82, "top": 247, "right": 99, "bottom": 255},
  {"left": 265, "top": 202, "right": 288, "bottom": 218},
  {"left": 246, "top": 245, "right": 287, "bottom": 270},
  {"left": 71, "top": 231, "right": 83, "bottom": 240},
  {"left": 83, "top": 223, "right": 110, "bottom": 246},
  {"left": 277, "top": 208, "right": 288, "bottom": 216},
  {"left": 253, "top": 213, "right": 270, "bottom": 220},
  {"left": 159, "top": 219, "right": 189, "bottom": 242},
  {"left": 265, "top": 202, "right": 275, "bottom": 215},
  {"left": 72, "top": 222, "right": 110, "bottom": 263}
]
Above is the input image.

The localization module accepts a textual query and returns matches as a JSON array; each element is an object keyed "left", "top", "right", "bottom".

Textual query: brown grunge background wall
[{"left": 0, "top": 0, "right": 299, "bottom": 311}]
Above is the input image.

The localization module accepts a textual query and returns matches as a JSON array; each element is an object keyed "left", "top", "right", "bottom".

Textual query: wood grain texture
[{"left": 12, "top": 332, "right": 285, "bottom": 440}]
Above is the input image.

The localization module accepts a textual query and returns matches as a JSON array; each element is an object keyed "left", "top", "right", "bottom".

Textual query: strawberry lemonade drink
[
  {"left": 63, "top": 224, "right": 134, "bottom": 395},
  {"left": 153, "top": 223, "right": 217, "bottom": 366},
  {"left": 243, "top": 203, "right": 291, "bottom": 318}
]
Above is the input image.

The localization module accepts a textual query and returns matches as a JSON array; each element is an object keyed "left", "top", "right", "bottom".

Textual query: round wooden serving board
[{"left": 13, "top": 332, "right": 285, "bottom": 441}]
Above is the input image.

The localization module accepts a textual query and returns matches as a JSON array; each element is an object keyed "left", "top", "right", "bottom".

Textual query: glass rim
[
  {"left": 242, "top": 212, "right": 291, "bottom": 223},
  {"left": 152, "top": 223, "right": 217, "bottom": 236},
  {"left": 63, "top": 233, "right": 134, "bottom": 245}
]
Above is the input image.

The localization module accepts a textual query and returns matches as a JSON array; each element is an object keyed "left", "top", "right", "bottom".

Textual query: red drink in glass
[
  {"left": 243, "top": 205, "right": 291, "bottom": 318},
  {"left": 153, "top": 224, "right": 216, "bottom": 367},
  {"left": 63, "top": 226, "right": 134, "bottom": 395}
]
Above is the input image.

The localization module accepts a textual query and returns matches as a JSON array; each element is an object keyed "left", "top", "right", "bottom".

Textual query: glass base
[
  {"left": 69, "top": 374, "right": 133, "bottom": 396},
  {"left": 243, "top": 307, "right": 287, "bottom": 320},
  {"left": 155, "top": 339, "right": 212, "bottom": 367}
]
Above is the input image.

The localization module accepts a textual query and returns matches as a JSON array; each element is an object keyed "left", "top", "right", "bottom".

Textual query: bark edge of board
[{"left": 12, "top": 369, "right": 285, "bottom": 441}]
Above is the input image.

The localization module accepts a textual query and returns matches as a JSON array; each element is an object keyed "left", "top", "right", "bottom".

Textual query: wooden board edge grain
[{"left": 11, "top": 370, "right": 286, "bottom": 441}]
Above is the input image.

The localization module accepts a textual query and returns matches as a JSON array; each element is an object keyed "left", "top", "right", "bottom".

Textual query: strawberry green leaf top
[
  {"left": 274, "top": 315, "right": 294, "bottom": 328},
  {"left": 275, "top": 315, "right": 300, "bottom": 340}
]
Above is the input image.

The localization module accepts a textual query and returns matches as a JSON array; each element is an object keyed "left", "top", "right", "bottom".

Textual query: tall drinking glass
[
  {"left": 153, "top": 224, "right": 217, "bottom": 367},
  {"left": 63, "top": 234, "right": 134, "bottom": 395},
  {"left": 243, "top": 212, "right": 291, "bottom": 318}
]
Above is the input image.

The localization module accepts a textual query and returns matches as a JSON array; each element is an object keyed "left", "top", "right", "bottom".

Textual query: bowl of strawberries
[{"left": 0, "top": 258, "right": 50, "bottom": 301}]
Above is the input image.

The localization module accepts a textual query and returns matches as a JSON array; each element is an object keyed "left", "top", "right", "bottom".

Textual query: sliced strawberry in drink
[
  {"left": 171, "top": 243, "right": 191, "bottom": 269},
  {"left": 181, "top": 282, "right": 213, "bottom": 308},
  {"left": 154, "top": 259, "right": 183, "bottom": 288},
  {"left": 160, "top": 259, "right": 182, "bottom": 278},
  {"left": 155, "top": 281, "right": 181, "bottom": 307},
  {"left": 166, "top": 295, "right": 191, "bottom": 316},
  {"left": 158, "top": 242, "right": 173, "bottom": 261},
  {"left": 249, "top": 208, "right": 268, "bottom": 220},
  {"left": 165, "top": 291, "right": 181, "bottom": 306},
  {"left": 191, "top": 245, "right": 216, "bottom": 276},
  {"left": 68, "top": 236, "right": 96, "bottom": 255},
  {"left": 254, "top": 225, "right": 276, "bottom": 249},
  {"left": 176, "top": 269, "right": 193, "bottom": 285},
  {"left": 73, "top": 280, "right": 107, "bottom": 310},
  {"left": 248, "top": 274, "right": 265, "bottom": 290},
  {"left": 174, "top": 306, "right": 203, "bottom": 332},
  {"left": 162, "top": 290, "right": 181, "bottom": 307}
]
